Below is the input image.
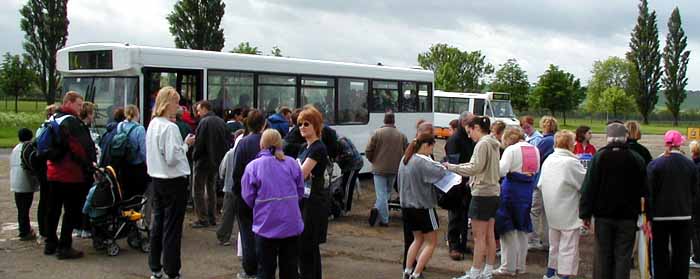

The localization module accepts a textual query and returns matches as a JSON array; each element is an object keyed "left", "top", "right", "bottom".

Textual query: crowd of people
[{"left": 7, "top": 86, "right": 700, "bottom": 279}]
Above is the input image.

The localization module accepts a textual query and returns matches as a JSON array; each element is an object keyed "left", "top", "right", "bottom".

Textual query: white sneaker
[
  {"left": 543, "top": 275, "right": 559, "bottom": 279},
  {"left": 690, "top": 257, "right": 700, "bottom": 268},
  {"left": 81, "top": 230, "right": 92, "bottom": 238},
  {"left": 150, "top": 271, "right": 163, "bottom": 279},
  {"left": 453, "top": 273, "right": 480, "bottom": 279}
]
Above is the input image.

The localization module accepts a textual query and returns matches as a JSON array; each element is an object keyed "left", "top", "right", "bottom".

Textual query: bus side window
[
  {"left": 371, "top": 81, "right": 398, "bottom": 113},
  {"left": 473, "top": 99, "right": 485, "bottom": 116}
]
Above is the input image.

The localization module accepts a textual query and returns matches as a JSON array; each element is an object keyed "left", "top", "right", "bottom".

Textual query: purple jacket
[{"left": 242, "top": 149, "right": 305, "bottom": 239}]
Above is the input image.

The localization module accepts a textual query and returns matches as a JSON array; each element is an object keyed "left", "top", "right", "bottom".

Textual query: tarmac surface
[{"left": 1, "top": 134, "right": 699, "bottom": 279}]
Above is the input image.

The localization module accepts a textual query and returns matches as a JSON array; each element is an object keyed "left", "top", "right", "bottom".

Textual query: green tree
[
  {"left": 662, "top": 7, "right": 691, "bottom": 126},
  {"left": 530, "top": 64, "right": 584, "bottom": 124},
  {"left": 20, "top": 0, "right": 69, "bottom": 105},
  {"left": 601, "top": 87, "right": 636, "bottom": 118},
  {"left": 270, "top": 46, "right": 283, "bottom": 57},
  {"left": 0, "top": 53, "right": 37, "bottom": 113},
  {"left": 167, "top": 0, "right": 225, "bottom": 51},
  {"left": 231, "top": 42, "right": 261, "bottom": 55},
  {"left": 627, "top": 0, "right": 662, "bottom": 124},
  {"left": 584, "top": 57, "right": 635, "bottom": 114},
  {"left": 490, "top": 58, "right": 530, "bottom": 112},
  {"left": 417, "top": 43, "right": 494, "bottom": 92}
]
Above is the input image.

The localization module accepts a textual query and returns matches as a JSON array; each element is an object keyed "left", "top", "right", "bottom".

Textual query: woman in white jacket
[
  {"left": 538, "top": 130, "right": 586, "bottom": 279},
  {"left": 146, "top": 86, "right": 195, "bottom": 279}
]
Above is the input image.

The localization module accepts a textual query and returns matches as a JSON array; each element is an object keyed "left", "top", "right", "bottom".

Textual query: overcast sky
[{"left": 1, "top": 0, "right": 698, "bottom": 89}]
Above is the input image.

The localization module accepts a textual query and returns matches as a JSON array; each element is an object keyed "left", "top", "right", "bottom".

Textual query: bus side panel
[{"left": 333, "top": 112, "right": 432, "bottom": 174}]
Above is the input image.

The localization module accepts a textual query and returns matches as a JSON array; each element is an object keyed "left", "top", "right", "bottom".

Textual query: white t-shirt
[{"left": 499, "top": 141, "right": 541, "bottom": 177}]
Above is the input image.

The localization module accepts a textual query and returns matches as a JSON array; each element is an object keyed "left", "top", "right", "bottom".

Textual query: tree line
[{"left": 1, "top": 0, "right": 692, "bottom": 125}]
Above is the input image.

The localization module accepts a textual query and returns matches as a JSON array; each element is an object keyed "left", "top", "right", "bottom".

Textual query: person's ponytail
[
  {"left": 403, "top": 139, "right": 419, "bottom": 165},
  {"left": 260, "top": 129, "right": 285, "bottom": 161},
  {"left": 271, "top": 146, "right": 285, "bottom": 161}
]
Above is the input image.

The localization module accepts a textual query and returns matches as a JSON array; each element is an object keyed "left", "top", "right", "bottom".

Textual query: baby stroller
[{"left": 83, "top": 166, "right": 150, "bottom": 256}]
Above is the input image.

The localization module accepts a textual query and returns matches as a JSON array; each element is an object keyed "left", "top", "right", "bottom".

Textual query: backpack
[
  {"left": 98, "top": 124, "right": 119, "bottom": 167},
  {"left": 336, "top": 137, "right": 363, "bottom": 172},
  {"left": 35, "top": 114, "right": 72, "bottom": 161},
  {"left": 109, "top": 123, "right": 138, "bottom": 166},
  {"left": 20, "top": 142, "right": 40, "bottom": 176}
]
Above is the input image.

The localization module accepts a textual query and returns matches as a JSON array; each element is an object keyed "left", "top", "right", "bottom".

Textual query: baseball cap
[{"left": 664, "top": 130, "right": 685, "bottom": 147}]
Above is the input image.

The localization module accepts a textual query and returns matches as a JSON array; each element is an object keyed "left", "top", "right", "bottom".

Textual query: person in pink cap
[{"left": 647, "top": 130, "right": 699, "bottom": 278}]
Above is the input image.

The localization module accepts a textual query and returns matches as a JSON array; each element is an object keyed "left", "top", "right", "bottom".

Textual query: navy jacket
[
  {"left": 267, "top": 113, "right": 290, "bottom": 138},
  {"left": 647, "top": 152, "right": 699, "bottom": 220},
  {"left": 232, "top": 133, "right": 262, "bottom": 197},
  {"left": 536, "top": 133, "right": 555, "bottom": 164}
]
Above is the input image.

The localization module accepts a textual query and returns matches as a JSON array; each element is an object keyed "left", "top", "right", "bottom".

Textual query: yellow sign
[{"left": 689, "top": 128, "right": 700, "bottom": 140}]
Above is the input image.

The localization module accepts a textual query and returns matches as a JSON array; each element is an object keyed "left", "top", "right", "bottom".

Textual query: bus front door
[{"left": 142, "top": 68, "right": 203, "bottom": 128}]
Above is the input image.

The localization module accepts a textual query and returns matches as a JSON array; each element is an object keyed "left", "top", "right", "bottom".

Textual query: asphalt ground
[{"left": 1, "top": 135, "right": 699, "bottom": 278}]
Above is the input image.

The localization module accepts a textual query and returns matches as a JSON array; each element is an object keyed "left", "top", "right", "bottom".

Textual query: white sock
[
  {"left": 411, "top": 272, "right": 421, "bottom": 278},
  {"left": 470, "top": 267, "right": 481, "bottom": 277},
  {"left": 404, "top": 268, "right": 413, "bottom": 274},
  {"left": 483, "top": 264, "right": 494, "bottom": 274}
]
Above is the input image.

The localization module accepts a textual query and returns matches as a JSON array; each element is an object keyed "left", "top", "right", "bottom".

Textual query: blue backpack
[{"left": 35, "top": 114, "right": 72, "bottom": 161}]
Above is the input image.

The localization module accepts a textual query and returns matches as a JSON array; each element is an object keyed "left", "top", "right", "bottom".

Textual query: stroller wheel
[
  {"left": 107, "top": 242, "right": 120, "bottom": 256},
  {"left": 140, "top": 239, "right": 151, "bottom": 253}
]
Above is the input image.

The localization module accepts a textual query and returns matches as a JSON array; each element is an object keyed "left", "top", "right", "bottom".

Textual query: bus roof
[
  {"left": 433, "top": 90, "right": 510, "bottom": 99},
  {"left": 57, "top": 43, "right": 434, "bottom": 82}
]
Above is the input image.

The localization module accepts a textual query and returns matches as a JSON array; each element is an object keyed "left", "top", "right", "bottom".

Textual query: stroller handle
[{"left": 119, "top": 195, "right": 148, "bottom": 210}]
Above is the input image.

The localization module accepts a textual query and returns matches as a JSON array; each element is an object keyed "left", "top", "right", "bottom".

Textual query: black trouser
[
  {"left": 148, "top": 177, "right": 187, "bottom": 278},
  {"left": 15, "top": 192, "right": 34, "bottom": 237},
  {"left": 447, "top": 188, "right": 471, "bottom": 252},
  {"left": 256, "top": 235, "right": 299, "bottom": 279},
  {"left": 46, "top": 182, "right": 84, "bottom": 250},
  {"left": 692, "top": 215, "right": 700, "bottom": 262},
  {"left": 37, "top": 169, "right": 49, "bottom": 237},
  {"left": 236, "top": 194, "right": 257, "bottom": 276},
  {"left": 193, "top": 163, "right": 218, "bottom": 224},
  {"left": 594, "top": 218, "right": 637, "bottom": 279},
  {"left": 340, "top": 170, "right": 359, "bottom": 212},
  {"left": 652, "top": 220, "right": 691, "bottom": 279},
  {"left": 299, "top": 195, "right": 328, "bottom": 279}
]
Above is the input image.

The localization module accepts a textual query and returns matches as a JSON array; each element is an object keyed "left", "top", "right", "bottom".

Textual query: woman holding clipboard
[{"left": 399, "top": 133, "right": 452, "bottom": 279}]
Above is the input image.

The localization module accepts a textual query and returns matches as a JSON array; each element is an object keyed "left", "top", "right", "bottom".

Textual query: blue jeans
[{"left": 373, "top": 174, "right": 395, "bottom": 224}]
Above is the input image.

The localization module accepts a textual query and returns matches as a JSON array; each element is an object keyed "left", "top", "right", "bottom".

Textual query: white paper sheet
[{"left": 434, "top": 171, "right": 462, "bottom": 193}]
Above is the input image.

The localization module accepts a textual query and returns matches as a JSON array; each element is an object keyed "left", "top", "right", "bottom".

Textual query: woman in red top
[{"left": 573, "top": 125, "right": 596, "bottom": 155}]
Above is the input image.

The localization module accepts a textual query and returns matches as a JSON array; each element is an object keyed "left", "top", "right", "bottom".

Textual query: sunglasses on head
[{"left": 299, "top": 122, "right": 311, "bottom": 127}]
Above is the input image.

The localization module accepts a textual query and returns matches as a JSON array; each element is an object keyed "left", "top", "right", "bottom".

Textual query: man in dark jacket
[
  {"left": 231, "top": 109, "right": 266, "bottom": 279},
  {"left": 579, "top": 123, "right": 647, "bottom": 279},
  {"left": 191, "top": 101, "right": 229, "bottom": 228},
  {"left": 444, "top": 112, "right": 476, "bottom": 260},
  {"left": 267, "top": 106, "right": 291, "bottom": 138},
  {"left": 45, "top": 91, "right": 97, "bottom": 259}
]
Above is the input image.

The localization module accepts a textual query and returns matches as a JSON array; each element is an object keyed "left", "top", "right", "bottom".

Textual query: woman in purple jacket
[{"left": 242, "top": 129, "right": 305, "bottom": 279}]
